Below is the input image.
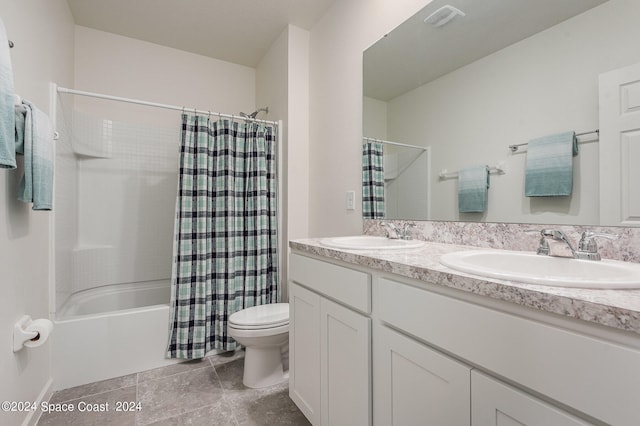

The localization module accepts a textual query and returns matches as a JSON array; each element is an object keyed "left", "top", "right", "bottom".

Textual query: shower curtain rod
[
  {"left": 363, "top": 136, "right": 427, "bottom": 151},
  {"left": 56, "top": 86, "right": 279, "bottom": 126}
]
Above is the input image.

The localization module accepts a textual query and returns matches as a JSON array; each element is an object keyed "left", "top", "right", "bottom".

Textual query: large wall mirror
[{"left": 363, "top": 0, "right": 640, "bottom": 226}]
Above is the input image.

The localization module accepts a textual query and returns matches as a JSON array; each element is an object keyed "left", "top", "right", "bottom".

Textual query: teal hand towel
[
  {"left": 524, "top": 131, "right": 577, "bottom": 197},
  {"left": 16, "top": 100, "right": 54, "bottom": 210},
  {"left": 0, "top": 17, "right": 16, "bottom": 169},
  {"left": 458, "top": 165, "right": 489, "bottom": 213}
]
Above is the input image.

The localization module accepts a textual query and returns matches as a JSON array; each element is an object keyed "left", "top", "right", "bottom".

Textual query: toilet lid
[{"left": 228, "top": 303, "right": 289, "bottom": 328}]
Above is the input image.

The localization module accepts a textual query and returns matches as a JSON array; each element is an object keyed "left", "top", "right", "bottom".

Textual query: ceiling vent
[{"left": 424, "top": 5, "right": 466, "bottom": 28}]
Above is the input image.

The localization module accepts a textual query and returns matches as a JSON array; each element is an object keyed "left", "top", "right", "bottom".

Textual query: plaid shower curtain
[
  {"left": 167, "top": 115, "right": 279, "bottom": 359},
  {"left": 362, "top": 141, "right": 385, "bottom": 219}
]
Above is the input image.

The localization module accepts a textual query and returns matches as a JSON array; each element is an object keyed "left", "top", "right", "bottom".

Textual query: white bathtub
[{"left": 52, "top": 280, "right": 179, "bottom": 390}]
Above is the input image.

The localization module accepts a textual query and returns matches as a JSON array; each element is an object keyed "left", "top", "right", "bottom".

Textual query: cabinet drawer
[
  {"left": 379, "top": 277, "right": 640, "bottom": 426},
  {"left": 290, "top": 253, "right": 371, "bottom": 314}
]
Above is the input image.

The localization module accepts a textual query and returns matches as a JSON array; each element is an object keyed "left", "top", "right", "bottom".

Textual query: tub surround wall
[
  {"left": 53, "top": 26, "right": 259, "bottom": 310},
  {"left": 364, "top": 219, "right": 640, "bottom": 263}
]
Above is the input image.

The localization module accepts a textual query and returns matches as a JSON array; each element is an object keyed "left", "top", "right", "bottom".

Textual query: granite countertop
[{"left": 290, "top": 238, "right": 640, "bottom": 336}]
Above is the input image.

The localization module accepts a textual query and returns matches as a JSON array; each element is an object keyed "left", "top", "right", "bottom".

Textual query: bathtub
[{"left": 52, "top": 279, "right": 180, "bottom": 390}]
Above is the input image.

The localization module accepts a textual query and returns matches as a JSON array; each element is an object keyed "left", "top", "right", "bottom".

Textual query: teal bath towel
[
  {"left": 458, "top": 165, "right": 489, "bottom": 213},
  {"left": 15, "top": 100, "right": 54, "bottom": 210},
  {"left": 0, "top": 17, "right": 16, "bottom": 169},
  {"left": 524, "top": 131, "right": 577, "bottom": 197}
]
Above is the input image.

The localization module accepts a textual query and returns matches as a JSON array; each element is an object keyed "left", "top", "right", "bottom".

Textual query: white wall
[
  {"left": 308, "top": 0, "right": 432, "bottom": 237},
  {"left": 257, "top": 25, "right": 310, "bottom": 301},
  {"left": 363, "top": 96, "right": 387, "bottom": 140},
  {"left": 57, "top": 27, "right": 257, "bottom": 302},
  {"left": 387, "top": 0, "right": 640, "bottom": 225},
  {"left": 285, "top": 25, "right": 310, "bottom": 244},
  {"left": 74, "top": 26, "right": 256, "bottom": 122},
  {"left": 0, "top": 1, "right": 74, "bottom": 424}
]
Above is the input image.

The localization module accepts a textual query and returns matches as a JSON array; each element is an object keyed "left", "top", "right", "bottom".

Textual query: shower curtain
[
  {"left": 362, "top": 141, "right": 385, "bottom": 219},
  {"left": 167, "top": 114, "right": 279, "bottom": 359}
]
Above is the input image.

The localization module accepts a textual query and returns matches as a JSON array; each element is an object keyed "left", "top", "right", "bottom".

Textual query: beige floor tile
[{"left": 136, "top": 366, "right": 226, "bottom": 425}]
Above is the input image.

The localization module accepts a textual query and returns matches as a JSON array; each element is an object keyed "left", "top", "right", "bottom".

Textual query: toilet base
[{"left": 243, "top": 345, "right": 286, "bottom": 388}]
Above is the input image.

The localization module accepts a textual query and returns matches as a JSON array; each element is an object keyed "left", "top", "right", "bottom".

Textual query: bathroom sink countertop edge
[{"left": 289, "top": 238, "right": 640, "bottom": 336}]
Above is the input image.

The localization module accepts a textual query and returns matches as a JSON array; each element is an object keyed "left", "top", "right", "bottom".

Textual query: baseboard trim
[{"left": 22, "top": 377, "right": 54, "bottom": 426}]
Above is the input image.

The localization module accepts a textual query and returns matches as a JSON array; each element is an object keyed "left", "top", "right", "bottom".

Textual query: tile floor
[{"left": 37, "top": 350, "right": 310, "bottom": 426}]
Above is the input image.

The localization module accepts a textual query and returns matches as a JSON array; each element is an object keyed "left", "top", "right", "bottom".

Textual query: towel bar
[
  {"left": 509, "top": 129, "right": 599, "bottom": 153},
  {"left": 439, "top": 162, "right": 506, "bottom": 179}
]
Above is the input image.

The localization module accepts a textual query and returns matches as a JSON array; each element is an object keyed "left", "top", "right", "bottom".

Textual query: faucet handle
[
  {"left": 580, "top": 231, "right": 619, "bottom": 241},
  {"left": 540, "top": 229, "right": 568, "bottom": 240},
  {"left": 576, "top": 231, "right": 619, "bottom": 260},
  {"left": 523, "top": 229, "right": 541, "bottom": 234},
  {"left": 381, "top": 222, "right": 400, "bottom": 239},
  {"left": 401, "top": 223, "right": 416, "bottom": 240},
  {"left": 524, "top": 229, "right": 550, "bottom": 255}
]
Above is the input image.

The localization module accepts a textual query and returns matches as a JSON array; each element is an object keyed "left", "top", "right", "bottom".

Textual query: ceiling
[
  {"left": 364, "top": 0, "right": 608, "bottom": 101},
  {"left": 66, "top": 0, "right": 336, "bottom": 68}
]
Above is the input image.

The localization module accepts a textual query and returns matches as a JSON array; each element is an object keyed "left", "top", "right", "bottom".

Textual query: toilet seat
[{"left": 228, "top": 303, "right": 289, "bottom": 330}]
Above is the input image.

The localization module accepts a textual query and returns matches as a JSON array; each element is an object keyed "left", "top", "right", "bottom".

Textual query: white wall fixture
[
  {"left": 346, "top": 191, "right": 356, "bottom": 211},
  {"left": 13, "top": 315, "right": 54, "bottom": 352},
  {"left": 424, "top": 5, "right": 465, "bottom": 28}
]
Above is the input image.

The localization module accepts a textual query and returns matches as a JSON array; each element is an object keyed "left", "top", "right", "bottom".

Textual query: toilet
[{"left": 228, "top": 303, "right": 289, "bottom": 388}]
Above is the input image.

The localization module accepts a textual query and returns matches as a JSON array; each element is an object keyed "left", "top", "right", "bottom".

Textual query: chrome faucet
[
  {"left": 575, "top": 231, "right": 619, "bottom": 261},
  {"left": 538, "top": 229, "right": 576, "bottom": 258},
  {"left": 400, "top": 223, "right": 416, "bottom": 240},
  {"left": 381, "top": 222, "right": 400, "bottom": 239},
  {"left": 381, "top": 222, "right": 416, "bottom": 240},
  {"left": 533, "top": 229, "right": 619, "bottom": 261}
]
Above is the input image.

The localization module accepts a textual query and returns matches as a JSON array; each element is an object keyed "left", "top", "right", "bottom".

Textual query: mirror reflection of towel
[
  {"left": 458, "top": 165, "right": 489, "bottom": 213},
  {"left": 525, "top": 131, "right": 578, "bottom": 197}
]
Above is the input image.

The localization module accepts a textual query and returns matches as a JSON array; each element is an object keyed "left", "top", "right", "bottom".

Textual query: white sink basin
[
  {"left": 440, "top": 250, "right": 640, "bottom": 289},
  {"left": 320, "top": 236, "right": 425, "bottom": 250}
]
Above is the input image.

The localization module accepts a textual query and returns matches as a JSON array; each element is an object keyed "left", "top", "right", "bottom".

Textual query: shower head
[{"left": 239, "top": 107, "right": 269, "bottom": 119}]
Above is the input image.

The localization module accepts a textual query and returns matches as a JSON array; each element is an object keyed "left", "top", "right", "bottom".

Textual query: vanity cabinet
[
  {"left": 289, "top": 253, "right": 371, "bottom": 426},
  {"left": 289, "top": 249, "right": 640, "bottom": 426}
]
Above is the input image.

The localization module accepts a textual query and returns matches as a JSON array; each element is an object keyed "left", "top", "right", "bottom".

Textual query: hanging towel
[
  {"left": 15, "top": 100, "right": 54, "bottom": 210},
  {"left": 524, "top": 131, "right": 577, "bottom": 197},
  {"left": 0, "top": 17, "right": 16, "bottom": 169},
  {"left": 458, "top": 165, "right": 489, "bottom": 213}
]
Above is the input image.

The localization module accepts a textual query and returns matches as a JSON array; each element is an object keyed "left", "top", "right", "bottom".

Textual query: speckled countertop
[{"left": 290, "top": 238, "right": 640, "bottom": 336}]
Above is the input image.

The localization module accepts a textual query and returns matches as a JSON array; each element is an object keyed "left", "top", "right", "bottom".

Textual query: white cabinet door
[
  {"left": 321, "top": 297, "right": 371, "bottom": 426},
  {"left": 289, "top": 282, "right": 321, "bottom": 425},
  {"left": 471, "top": 370, "right": 591, "bottom": 426},
  {"left": 374, "top": 325, "right": 471, "bottom": 426}
]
